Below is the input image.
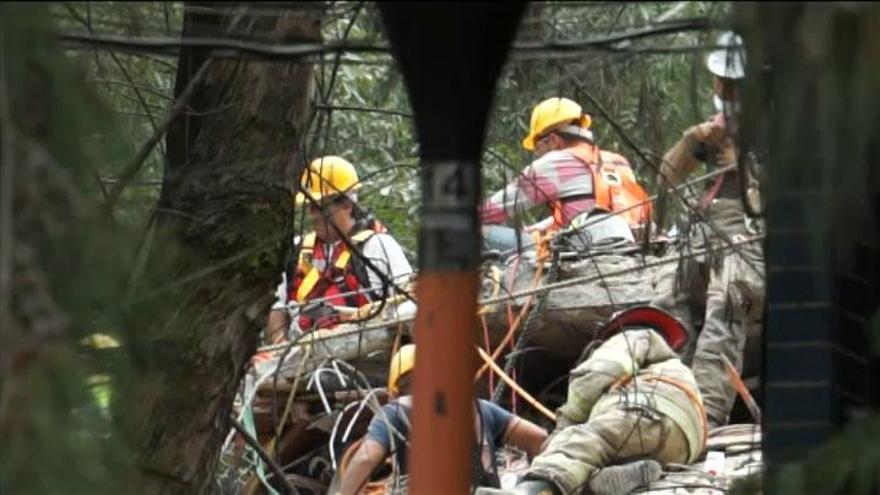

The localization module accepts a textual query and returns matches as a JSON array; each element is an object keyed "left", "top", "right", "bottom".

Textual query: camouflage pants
[
  {"left": 650, "top": 200, "right": 765, "bottom": 426},
  {"left": 527, "top": 406, "right": 690, "bottom": 495}
]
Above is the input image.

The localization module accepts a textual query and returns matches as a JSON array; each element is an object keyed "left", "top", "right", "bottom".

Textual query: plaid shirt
[{"left": 481, "top": 143, "right": 611, "bottom": 227}]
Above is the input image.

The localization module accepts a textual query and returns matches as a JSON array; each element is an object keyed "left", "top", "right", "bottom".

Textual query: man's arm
[
  {"left": 479, "top": 155, "right": 565, "bottom": 224},
  {"left": 480, "top": 179, "right": 530, "bottom": 224},
  {"left": 659, "top": 121, "right": 726, "bottom": 188},
  {"left": 503, "top": 417, "right": 548, "bottom": 460},
  {"left": 337, "top": 438, "right": 387, "bottom": 495},
  {"left": 266, "top": 309, "right": 289, "bottom": 345}
]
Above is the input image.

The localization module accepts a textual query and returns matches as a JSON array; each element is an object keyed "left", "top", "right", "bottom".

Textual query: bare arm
[
  {"left": 660, "top": 122, "right": 726, "bottom": 188},
  {"left": 338, "top": 438, "right": 387, "bottom": 495},
  {"left": 266, "top": 309, "right": 289, "bottom": 345},
  {"left": 660, "top": 134, "right": 700, "bottom": 188},
  {"left": 503, "top": 417, "right": 548, "bottom": 460}
]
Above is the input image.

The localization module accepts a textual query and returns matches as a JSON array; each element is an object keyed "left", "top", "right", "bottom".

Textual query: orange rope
[
  {"left": 510, "top": 369, "right": 517, "bottom": 415},
  {"left": 721, "top": 353, "right": 762, "bottom": 423},
  {"left": 475, "top": 259, "right": 545, "bottom": 380},
  {"left": 479, "top": 313, "right": 494, "bottom": 393},
  {"left": 476, "top": 346, "right": 556, "bottom": 422}
]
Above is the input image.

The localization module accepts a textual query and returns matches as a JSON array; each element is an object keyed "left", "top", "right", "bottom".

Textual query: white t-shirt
[{"left": 272, "top": 232, "right": 413, "bottom": 310}]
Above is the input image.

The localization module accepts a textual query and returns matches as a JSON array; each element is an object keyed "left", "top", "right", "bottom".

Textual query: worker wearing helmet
[
  {"left": 336, "top": 344, "right": 548, "bottom": 494},
  {"left": 265, "top": 156, "right": 413, "bottom": 344},
  {"left": 649, "top": 31, "right": 765, "bottom": 429},
  {"left": 483, "top": 307, "right": 707, "bottom": 495},
  {"left": 480, "top": 97, "right": 652, "bottom": 253}
]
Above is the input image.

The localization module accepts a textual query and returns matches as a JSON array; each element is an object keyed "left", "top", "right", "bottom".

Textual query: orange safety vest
[{"left": 549, "top": 144, "right": 652, "bottom": 230}]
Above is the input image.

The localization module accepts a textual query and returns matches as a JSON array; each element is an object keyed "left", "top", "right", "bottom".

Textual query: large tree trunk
[{"left": 116, "top": 4, "right": 321, "bottom": 492}]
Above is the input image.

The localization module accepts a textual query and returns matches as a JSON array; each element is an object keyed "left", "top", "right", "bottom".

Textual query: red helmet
[{"left": 595, "top": 306, "right": 689, "bottom": 352}]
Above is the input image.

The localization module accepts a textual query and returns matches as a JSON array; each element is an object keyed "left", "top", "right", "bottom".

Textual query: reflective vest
[
  {"left": 550, "top": 144, "right": 652, "bottom": 230},
  {"left": 288, "top": 226, "right": 380, "bottom": 331}
]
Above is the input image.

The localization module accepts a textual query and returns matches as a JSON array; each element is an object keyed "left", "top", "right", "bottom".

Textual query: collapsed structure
[
  {"left": 217, "top": 26, "right": 765, "bottom": 495},
  {"left": 218, "top": 231, "right": 763, "bottom": 494}
]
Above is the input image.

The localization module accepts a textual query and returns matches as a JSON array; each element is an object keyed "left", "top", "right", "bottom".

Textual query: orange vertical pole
[
  {"left": 411, "top": 271, "right": 479, "bottom": 493},
  {"left": 378, "top": 4, "right": 525, "bottom": 493}
]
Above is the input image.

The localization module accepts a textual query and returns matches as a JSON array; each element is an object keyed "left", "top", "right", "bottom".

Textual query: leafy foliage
[
  {"left": 312, "top": 2, "right": 731, "bottom": 255},
  {"left": 1, "top": 3, "right": 144, "bottom": 492},
  {"left": 47, "top": 1, "right": 734, "bottom": 257},
  {"left": 48, "top": 1, "right": 183, "bottom": 227},
  {"left": 21, "top": 3, "right": 877, "bottom": 493}
]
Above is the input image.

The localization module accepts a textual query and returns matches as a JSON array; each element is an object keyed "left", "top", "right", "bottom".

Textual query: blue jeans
[{"left": 482, "top": 225, "right": 535, "bottom": 254}]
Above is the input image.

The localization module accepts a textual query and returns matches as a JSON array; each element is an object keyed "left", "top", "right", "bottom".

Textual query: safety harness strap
[{"left": 294, "top": 229, "right": 376, "bottom": 302}]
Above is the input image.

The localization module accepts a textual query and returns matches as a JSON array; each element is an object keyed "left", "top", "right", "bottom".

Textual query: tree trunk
[{"left": 116, "top": 4, "right": 321, "bottom": 492}]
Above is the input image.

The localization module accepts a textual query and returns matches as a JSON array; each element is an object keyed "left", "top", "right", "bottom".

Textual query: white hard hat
[{"left": 706, "top": 31, "right": 745, "bottom": 79}]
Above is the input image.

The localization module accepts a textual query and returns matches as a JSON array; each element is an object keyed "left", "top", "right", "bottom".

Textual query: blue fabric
[
  {"left": 365, "top": 401, "right": 411, "bottom": 470},
  {"left": 479, "top": 400, "right": 515, "bottom": 446},
  {"left": 365, "top": 398, "right": 514, "bottom": 473},
  {"left": 482, "top": 225, "right": 535, "bottom": 253}
]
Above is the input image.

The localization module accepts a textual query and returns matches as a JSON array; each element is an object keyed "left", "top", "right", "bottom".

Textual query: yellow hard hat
[
  {"left": 522, "top": 97, "right": 592, "bottom": 151},
  {"left": 294, "top": 155, "right": 362, "bottom": 205},
  {"left": 387, "top": 344, "right": 416, "bottom": 396}
]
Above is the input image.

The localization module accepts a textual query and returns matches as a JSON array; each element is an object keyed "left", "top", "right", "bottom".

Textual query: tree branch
[
  {"left": 315, "top": 103, "right": 412, "bottom": 118},
  {"left": 62, "top": 3, "right": 162, "bottom": 132},
  {"left": 103, "top": 59, "right": 213, "bottom": 214},
  {"left": 58, "top": 32, "right": 386, "bottom": 59},
  {"left": 86, "top": 78, "right": 173, "bottom": 101},
  {"left": 57, "top": 19, "right": 715, "bottom": 61}
]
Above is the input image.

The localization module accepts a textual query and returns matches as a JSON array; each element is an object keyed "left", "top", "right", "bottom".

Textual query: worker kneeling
[
  {"left": 336, "top": 344, "right": 548, "bottom": 494},
  {"left": 486, "top": 307, "right": 707, "bottom": 495},
  {"left": 480, "top": 97, "right": 651, "bottom": 255}
]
